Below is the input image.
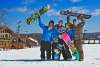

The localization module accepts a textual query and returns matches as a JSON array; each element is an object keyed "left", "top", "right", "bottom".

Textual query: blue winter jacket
[
  {"left": 38, "top": 18, "right": 54, "bottom": 42},
  {"left": 52, "top": 25, "right": 66, "bottom": 42},
  {"left": 66, "top": 28, "right": 75, "bottom": 40}
]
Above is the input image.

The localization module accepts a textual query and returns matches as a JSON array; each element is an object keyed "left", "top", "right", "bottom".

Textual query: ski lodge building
[
  {"left": 0, "top": 26, "right": 39, "bottom": 50},
  {"left": 0, "top": 26, "right": 14, "bottom": 49}
]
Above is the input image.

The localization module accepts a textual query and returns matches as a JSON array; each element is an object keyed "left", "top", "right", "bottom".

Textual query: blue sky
[{"left": 0, "top": 0, "right": 100, "bottom": 33}]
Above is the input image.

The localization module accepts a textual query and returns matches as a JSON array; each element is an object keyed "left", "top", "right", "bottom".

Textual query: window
[{"left": 5, "top": 34, "right": 8, "bottom": 38}]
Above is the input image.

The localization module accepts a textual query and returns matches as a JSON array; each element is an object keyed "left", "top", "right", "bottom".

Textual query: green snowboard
[
  {"left": 26, "top": 5, "right": 51, "bottom": 25},
  {"left": 70, "top": 44, "right": 80, "bottom": 61},
  {"left": 73, "top": 48, "right": 80, "bottom": 61}
]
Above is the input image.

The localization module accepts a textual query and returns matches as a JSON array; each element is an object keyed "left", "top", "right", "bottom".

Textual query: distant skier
[
  {"left": 52, "top": 20, "right": 72, "bottom": 60},
  {"left": 38, "top": 17, "right": 54, "bottom": 60}
]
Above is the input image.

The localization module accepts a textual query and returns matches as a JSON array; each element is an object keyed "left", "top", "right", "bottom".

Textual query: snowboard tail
[{"left": 70, "top": 44, "right": 80, "bottom": 61}]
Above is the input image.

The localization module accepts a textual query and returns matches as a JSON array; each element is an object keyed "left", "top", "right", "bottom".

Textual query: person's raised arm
[
  {"left": 78, "top": 18, "right": 85, "bottom": 27},
  {"left": 38, "top": 17, "right": 46, "bottom": 29}
]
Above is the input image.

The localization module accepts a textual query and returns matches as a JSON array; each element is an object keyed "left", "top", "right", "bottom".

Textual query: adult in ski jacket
[{"left": 38, "top": 17, "right": 54, "bottom": 60}]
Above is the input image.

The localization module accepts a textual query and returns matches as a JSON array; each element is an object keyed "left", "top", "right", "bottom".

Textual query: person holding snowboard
[
  {"left": 52, "top": 20, "right": 72, "bottom": 61},
  {"left": 38, "top": 17, "right": 54, "bottom": 60},
  {"left": 65, "top": 22, "right": 80, "bottom": 61},
  {"left": 73, "top": 18, "right": 85, "bottom": 61}
]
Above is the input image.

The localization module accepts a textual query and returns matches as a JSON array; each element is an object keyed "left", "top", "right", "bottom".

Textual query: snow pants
[
  {"left": 74, "top": 40, "right": 84, "bottom": 61},
  {"left": 52, "top": 39, "right": 72, "bottom": 60},
  {"left": 40, "top": 40, "right": 51, "bottom": 60}
]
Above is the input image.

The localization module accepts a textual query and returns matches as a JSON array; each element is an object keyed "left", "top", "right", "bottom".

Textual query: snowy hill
[{"left": 0, "top": 44, "right": 100, "bottom": 67}]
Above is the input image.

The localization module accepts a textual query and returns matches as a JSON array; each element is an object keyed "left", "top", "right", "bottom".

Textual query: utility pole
[
  {"left": 16, "top": 21, "right": 21, "bottom": 48},
  {"left": 16, "top": 21, "right": 21, "bottom": 34}
]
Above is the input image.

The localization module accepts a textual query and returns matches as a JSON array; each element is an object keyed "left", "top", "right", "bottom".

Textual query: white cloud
[
  {"left": 68, "top": 7, "right": 83, "bottom": 12},
  {"left": 67, "top": 7, "right": 100, "bottom": 16},
  {"left": 91, "top": 9, "right": 100, "bottom": 16},
  {"left": 77, "top": 9, "right": 89, "bottom": 14},
  {"left": 16, "top": 6, "right": 28, "bottom": 13},
  {"left": 3, "top": 8, "right": 14, "bottom": 12},
  {"left": 22, "top": 0, "right": 36, "bottom": 4},
  {"left": 47, "top": 6, "right": 90, "bottom": 17},
  {"left": 67, "top": 6, "right": 90, "bottom": 14},
  {"left": 47, "top": 9, "right": 61, "bottom": 16},
  {"left": 70, "top": 0, "right": 81, "bottom": 2},
  {"left": 4, "top": 6, "right": 34, "bottom": 14}
]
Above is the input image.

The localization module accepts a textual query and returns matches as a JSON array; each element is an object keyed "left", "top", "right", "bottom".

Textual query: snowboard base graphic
[
  {"left": 26, "top": 5, "right": 50, "bottom": 25},
  {"left": 61, "top": 32, "right": 80, "bottom": 61},
  {"left": 53, "top": 49, "right": 60, "bottom": 60}
]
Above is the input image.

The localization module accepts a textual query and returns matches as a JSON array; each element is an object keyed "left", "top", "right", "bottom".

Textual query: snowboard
[
  {"left": 61, "top": 32, "right": 80, "bottom": 61},
  {"left": 26, "top": 5, "right": 51, "bottom": 25},
  {"left": 52, "top": 39, "right": 65, "bottom": 61},
  {"left": 70, "top": 44, "right": 80, "bottom": 61},
  {"left": 53, "top": 48, "right": 60, "bottom": 60},
  {"left": 61, "top": 32, "right": 72, "bottom": 48}
]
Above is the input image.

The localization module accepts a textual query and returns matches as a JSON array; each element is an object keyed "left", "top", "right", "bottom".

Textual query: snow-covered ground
[{"left": 0, "top": 44, "right": 100, "bottom": 67}]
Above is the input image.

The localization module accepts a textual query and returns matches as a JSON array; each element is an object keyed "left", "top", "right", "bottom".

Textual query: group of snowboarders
[{"left": 38, "top": 16, "right": 85, "bottom": 61}]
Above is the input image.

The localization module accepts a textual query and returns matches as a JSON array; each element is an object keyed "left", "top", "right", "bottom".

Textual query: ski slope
[{"left": 0, "top": 44, "right": 100, "bottom": 67}]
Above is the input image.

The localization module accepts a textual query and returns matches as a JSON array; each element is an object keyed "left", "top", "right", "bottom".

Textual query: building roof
[{"left": 0, "top": 26, "right": 15, "bottom": 34}]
